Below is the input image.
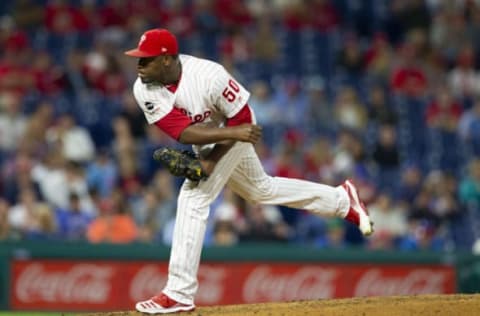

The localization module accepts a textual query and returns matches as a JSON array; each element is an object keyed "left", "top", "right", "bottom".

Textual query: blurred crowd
[{"left": 1, "top": 0, "right": 480, "bottom": 252}]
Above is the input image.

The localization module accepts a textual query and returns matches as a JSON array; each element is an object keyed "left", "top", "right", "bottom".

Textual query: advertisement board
[{"left": 10, "top": 260, "right": 456, "bottom": 311}]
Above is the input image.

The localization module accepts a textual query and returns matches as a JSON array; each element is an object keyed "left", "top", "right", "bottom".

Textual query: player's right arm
[{"left": 178, "top": 123, "right": 261, "bottom": 144}]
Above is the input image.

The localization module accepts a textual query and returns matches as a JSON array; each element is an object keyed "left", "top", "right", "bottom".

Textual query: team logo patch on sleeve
[{"left": 145, "top": 101, "right": 154, "bottom": 110}]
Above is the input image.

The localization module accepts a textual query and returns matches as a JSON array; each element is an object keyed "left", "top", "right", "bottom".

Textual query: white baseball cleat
[
  {"left": 342, "top": 179, "right": 373, "bottom": 236},
  {"left": 135, "top": 293, "right": 195, "bottom": 314}
]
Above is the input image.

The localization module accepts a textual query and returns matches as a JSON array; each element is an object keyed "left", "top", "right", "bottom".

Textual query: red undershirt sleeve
[
  {"left": 154, "top": 107, "right": 192, "bottom": 140},
  {"left": 226, "top": 104, "right": 252, "bottom": 127}
]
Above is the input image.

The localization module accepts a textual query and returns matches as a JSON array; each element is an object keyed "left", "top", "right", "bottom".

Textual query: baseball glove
[{"left": 153, "top": 147, "right": 208, "bottom": 182}]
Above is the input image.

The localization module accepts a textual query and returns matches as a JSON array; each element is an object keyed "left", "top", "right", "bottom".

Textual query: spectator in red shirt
[
  {"left": 95, "top": 55, "right": 127, "bottom": 96},
  {"left": 126, "top": 0, "right": 162, "bottom": 24},
  {"left": 282, "top": 1, "right": 308, "bottom": 31},
  {"left": 275, "top": 146, "right": 304, "bottom": 179},
  {"left": 390, "top": 43, "right": 428, "bottom": 97},
  {"left": 0, "top": 51, "right": 34, "bottom": 96},
  {"left": 308, "top": 0, "right": 340, "bottom": 32},
  {"left": 45, "top": 0, "right": 88, "bottom": 34},
  {"left": 425, "top": 86, "right": 462, "bottom": 131},
  {"left": 99, "top": 0, "right": 129, "bottom": 27},
  {"left": 215, "top": 0, "right": 252, "bottom": 29},
  {"left": 158, "top": 0, "right": 194, "bottom": 37},
  {"left": 32, "top": 52, "right": 66, "bottom": 95},
  {"left": 0, "top": 16, "right": 30, "bottom": 53},
  {"left": 219, "top": 27, "right": 251, "bottom": 65}
]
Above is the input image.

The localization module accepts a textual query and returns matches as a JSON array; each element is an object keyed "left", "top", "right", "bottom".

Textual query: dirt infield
[{"left": 79, "top": 294, "right": 480, "bottom": 316}]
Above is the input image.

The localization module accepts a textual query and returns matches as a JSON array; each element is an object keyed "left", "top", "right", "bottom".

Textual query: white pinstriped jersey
[{"left": 133, "top": 54, "right": 250, "bottom": 126}]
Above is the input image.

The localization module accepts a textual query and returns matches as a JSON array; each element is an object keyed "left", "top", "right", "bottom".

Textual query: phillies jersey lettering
[
  {"left": 133, "top": 54, "right": 250, "bottom": 127},
  {"left": 178, "top": 108, "right": 212, "bottom": 123}
]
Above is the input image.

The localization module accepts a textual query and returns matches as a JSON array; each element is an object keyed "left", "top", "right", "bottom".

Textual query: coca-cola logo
[
  {"left": 243, "top": 266, "right": 337, "bottom": 302},
  {"left": 197, "top": 266, "right": 226, "bottom": 304},
  {"left": 129, "top": 265, "right": 226, "bottom": 305},
  {"left": 16, "top": 264, "right": 113, "bottom": 303},
  {"left": 354, "top": 269, "right": 447, "bottom": 296},
  {"left": 129, "top": 265, "right": 167, "bottom": 301}
]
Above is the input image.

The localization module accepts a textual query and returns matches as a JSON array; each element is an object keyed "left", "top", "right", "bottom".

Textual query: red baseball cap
[{"left": 125, "top": 28, "right": 178, "bottom": 57}]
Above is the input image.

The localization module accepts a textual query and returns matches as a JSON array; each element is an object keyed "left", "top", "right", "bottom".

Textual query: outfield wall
[{"left": 0, "top": 241, "right": 478, "bottom": 312}]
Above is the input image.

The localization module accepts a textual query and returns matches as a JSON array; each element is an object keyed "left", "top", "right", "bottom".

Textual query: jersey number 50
[{"left": 222, "top": 79, "right": 240, "bottom": 103}]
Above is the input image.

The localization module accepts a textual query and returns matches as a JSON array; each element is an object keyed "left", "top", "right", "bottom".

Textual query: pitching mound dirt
[{"left": 79, "top": 294, "right": 480, "bottom": 316}]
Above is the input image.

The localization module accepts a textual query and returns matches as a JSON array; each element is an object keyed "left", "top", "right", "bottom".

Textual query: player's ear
[{"left": 160, "top": 55, "right": 174, "bottom": 66}]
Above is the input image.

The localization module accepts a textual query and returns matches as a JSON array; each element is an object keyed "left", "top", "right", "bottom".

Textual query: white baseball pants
[{"left": 163, "top": 142, "right": 349, "bottom": 304}]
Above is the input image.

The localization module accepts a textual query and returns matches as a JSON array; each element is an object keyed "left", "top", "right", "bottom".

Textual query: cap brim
[{"left": 124, "top": 48, "right": 157, "bottom": 57}]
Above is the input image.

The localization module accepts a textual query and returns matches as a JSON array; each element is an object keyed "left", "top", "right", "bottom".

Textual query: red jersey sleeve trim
[
  {"left": 226, "top": 104, "right": 252, "bottom": 127},
  {"left": 154, "top": 107, "right": 192, "bottom": 140}
]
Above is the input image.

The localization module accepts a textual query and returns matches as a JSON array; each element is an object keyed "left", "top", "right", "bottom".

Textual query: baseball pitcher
[{"left": 125, "top": 28, "right": 373, "bottom": 314}]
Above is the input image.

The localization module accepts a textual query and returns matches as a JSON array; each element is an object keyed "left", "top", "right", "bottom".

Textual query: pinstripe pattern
[
  {"left": 227, "top": 144, "right": 349, "bottom": 216},
  {"left": 133, "top": 55, "right": 249, "bottom": 126},
  {"left": 163, "top": 143, "right": 349, "bottom": 305},
  {"left": 163, "top": 142, "right": 250, "bottom": 304},
  {"left": 132, "top": 54, "right": 350, "bottom": 306}
]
